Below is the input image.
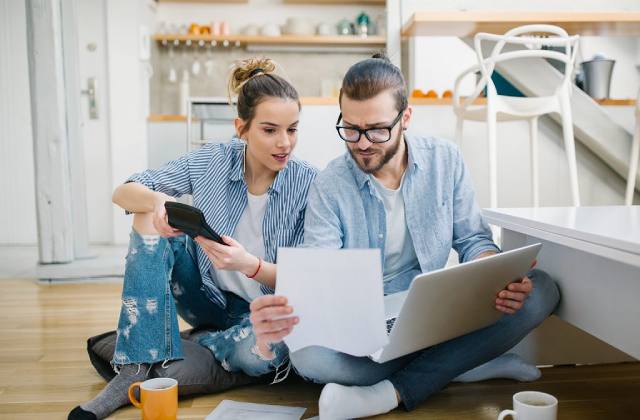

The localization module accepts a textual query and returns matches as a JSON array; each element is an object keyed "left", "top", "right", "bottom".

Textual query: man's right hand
[
  {"left": 250, "top": 295, "right": 298, "bottom": 359},
  {"left": 152, "top": 194, "right": 182, "bottom": 237}
]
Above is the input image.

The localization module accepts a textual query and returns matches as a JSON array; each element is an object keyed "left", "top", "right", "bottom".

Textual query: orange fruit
[{"left": 425, "top": 90, "right": 438, "bottom": 98}]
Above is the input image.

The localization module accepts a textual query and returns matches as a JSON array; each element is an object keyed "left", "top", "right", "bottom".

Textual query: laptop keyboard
[{"left": 386, "top": 317, "right": 397, "bottom": 334}]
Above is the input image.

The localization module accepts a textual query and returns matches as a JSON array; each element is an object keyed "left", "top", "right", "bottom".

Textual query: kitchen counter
[
  {"left": 402, "top": 10, "right": 640, "bottom": 37},
  {"left": 148, "top": 97, "right": 637, "bottom": 121}
]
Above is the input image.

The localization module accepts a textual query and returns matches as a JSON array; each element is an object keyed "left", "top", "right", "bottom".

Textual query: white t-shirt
[
  {"left": 370, "top": 174, "right": 420, "bottom": 282},
  {"left": 211, "top": 192, "right": 267, "bottom": 302}
]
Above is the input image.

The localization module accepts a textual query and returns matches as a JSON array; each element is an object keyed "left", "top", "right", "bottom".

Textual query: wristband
[{"left": 247, "top": 257, "right": 262, "bottom": 279}]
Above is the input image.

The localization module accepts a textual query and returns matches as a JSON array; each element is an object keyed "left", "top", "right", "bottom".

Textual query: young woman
[{"left": 69, "top": 58, "right": 316, "bottom": 420}]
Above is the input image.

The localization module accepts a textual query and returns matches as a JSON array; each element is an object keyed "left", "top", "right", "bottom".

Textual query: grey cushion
[{"left": 87, "top": 329, "right": 269, "bottom": 397}]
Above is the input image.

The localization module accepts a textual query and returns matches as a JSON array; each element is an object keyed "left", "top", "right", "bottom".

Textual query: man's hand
[
  {"left": 496, "top": 276, "right": 533, "bottom": 314},
  {"left": 249, "top": 295, "right": 298, "bottom": 358},
  {"left": 195, "top": 235, "right": 259, "bottom": 275}
]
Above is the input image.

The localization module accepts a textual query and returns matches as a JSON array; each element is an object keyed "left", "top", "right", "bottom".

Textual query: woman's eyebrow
[{"left": 258, "top": 120, "right": 300, "bottom": 127}]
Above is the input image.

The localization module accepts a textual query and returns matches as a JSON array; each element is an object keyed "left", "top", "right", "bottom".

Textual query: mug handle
[
  {"left": 128, "top": 382, "right": 143, "bottom": 409},
  {"left": 498, "top": 409, "right": 517, "bottom": 419}
]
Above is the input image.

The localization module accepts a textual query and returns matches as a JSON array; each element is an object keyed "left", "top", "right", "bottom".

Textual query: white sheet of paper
[
  {"left": 275, "top": 248, "right": 389, "bottom": 356},
  {"left": 205, "top": 400, "right": 306, "bottom": 420}
]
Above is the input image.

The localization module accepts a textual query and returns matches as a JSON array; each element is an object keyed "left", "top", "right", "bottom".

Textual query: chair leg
[
  {"left": 559, "top": 93, "right": 581, "bottom": 206},
  {"left": 625, "top": 119, "right": 640, "bottom": 206},
  {"left": 455, "top": 117, "right": 464, "bottom": 148},
  {"left": 487, "top": 109, "right": 498, "bottom": 208},
  {"left": 529, "top": 117, "right": 539, "bottom": 207}
]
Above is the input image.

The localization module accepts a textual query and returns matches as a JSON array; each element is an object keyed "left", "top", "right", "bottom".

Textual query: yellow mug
[{"left": 128, "top": 377, "right": 178, "bottom": 420}]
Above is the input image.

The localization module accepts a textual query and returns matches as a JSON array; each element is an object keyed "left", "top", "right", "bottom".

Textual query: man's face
[{"left": 339, "top": 90, "right": 410, "bottom": 174}]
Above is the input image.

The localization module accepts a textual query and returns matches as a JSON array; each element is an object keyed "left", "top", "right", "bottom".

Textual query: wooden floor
[{"left": 0, "top": 278, "right": 639, "bottom": 420}]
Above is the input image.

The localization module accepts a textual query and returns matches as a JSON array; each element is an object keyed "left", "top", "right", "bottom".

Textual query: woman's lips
[{"left": 272, "top": 153, "right": 289, "bottom": 163}]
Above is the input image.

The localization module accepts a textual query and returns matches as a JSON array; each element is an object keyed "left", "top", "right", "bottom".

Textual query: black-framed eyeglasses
[{"left": 335, "top": 109, "right": 405, "bottom": 143}]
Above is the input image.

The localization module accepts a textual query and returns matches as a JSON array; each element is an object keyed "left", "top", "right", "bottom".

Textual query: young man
[{"left": 250, "top": 54, "right": 560, "bottom": 419}]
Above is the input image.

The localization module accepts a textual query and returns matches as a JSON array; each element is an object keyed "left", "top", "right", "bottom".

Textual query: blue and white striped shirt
[{"left": 126, "top": 138, "right": 318, "bottom": 308}]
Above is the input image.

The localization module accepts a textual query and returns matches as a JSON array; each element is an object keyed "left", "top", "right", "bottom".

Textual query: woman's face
[{"left": 236, "top": 97, "right": 300, "bottom": 173}]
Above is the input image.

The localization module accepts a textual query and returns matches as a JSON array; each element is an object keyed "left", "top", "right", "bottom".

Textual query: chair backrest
[{"left": 468, "top": 25, "right": 579, "bottom": 103}]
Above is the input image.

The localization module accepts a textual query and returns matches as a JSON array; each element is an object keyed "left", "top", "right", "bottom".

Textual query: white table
[{"left": 483, "top": 206, "right": 640, "bottom": 364}]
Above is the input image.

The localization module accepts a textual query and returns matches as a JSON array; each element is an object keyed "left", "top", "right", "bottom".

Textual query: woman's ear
[{"left": 234, "top": 117, "right": 246, "bottom": 139}]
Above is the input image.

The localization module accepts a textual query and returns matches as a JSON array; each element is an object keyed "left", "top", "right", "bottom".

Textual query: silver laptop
[{"left": 369, "top": 243, "right": 541, "bottom": 363}]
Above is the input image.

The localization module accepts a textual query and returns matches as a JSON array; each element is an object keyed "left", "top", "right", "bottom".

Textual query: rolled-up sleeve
[
  {"left": 125, "top": 151, "right": 195, "bottom": 197},
  {"left": 451, "top": 147, "right": 500, "bottom": 262}
]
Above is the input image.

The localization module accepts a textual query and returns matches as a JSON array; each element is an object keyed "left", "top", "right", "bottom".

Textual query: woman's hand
[
  {"left": 195, "top": 235, "right": 260, "bottom": 276},
  {"left": 151, "top": 194, "right": 182, "bottom": 238}
]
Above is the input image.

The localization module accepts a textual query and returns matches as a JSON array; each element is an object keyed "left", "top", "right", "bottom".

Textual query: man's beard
[{"left": 348, "top": 129, "right": 403, "bottom": 174}]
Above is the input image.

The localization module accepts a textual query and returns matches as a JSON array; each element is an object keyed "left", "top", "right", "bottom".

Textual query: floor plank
[{"left": 0, "top": 278, "right": 638, "bottom": 419}]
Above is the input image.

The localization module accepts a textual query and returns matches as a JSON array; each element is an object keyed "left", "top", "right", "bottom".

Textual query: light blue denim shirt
[{"left": 302, "top": 134, "right": 500, "bottom": 293}]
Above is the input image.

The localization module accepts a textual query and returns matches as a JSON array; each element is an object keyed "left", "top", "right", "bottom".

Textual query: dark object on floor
[{"left": 86, "top": 328, "right": 272, "bottom": 397}]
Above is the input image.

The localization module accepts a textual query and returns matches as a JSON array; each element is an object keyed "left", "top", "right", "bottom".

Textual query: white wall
[
  {"left": 106, "top": 0, "right": 156, "bottom": 244},
  {"left": 154, "top": 0, "right": 383, "bottom": 34},
  {"left": 0, "top": 0, "right": 38, "bottom": 245}
]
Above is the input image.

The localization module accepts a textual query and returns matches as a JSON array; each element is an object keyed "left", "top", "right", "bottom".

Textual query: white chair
[
  {"left": 625, "top": 90, "right": 640, "bottom": 206},
  {"left": 453, "top": 25, "right": 581, "bottom": 208}
]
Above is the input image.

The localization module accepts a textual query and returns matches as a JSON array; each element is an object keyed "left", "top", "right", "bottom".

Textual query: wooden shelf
[
  {"left": 284, "top": 0, "right": 384, "bottom": 4},
  {"left": 402, "top": 11, "right": 640, "bottom": 37},
  {"left": 596, "top": 98, "right": 637, "bottom": 106},
  {"left": 157, "top": 0, "right": 248, "bottom": 3},
  {"left": 148, "top": 114, "right": 196, "bottom": 122},
  {"left": 153, "top": 34, "right": 385, "bottom": 47}
]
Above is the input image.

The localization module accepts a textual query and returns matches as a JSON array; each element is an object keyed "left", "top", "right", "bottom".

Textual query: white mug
[{"left": 498, "top": 391, "right": 558, "bottom": 420}]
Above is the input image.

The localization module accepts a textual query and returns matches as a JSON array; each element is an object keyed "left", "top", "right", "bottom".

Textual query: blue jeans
[
  {"left": 112, "top": 229, "right": 287, "bottom": 377},
  {"left": 290, "top": 269, "right": 560, "bottom": 411}
]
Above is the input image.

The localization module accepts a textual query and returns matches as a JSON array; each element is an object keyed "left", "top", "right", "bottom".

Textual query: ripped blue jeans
[{"left": 112, "top": 229, "right": 288, "bottom": 378}]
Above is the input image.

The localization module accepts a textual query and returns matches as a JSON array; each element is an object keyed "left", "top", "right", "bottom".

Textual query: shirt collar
[
  {"left": 228, "top": 138, "right": 245, "bottom": 182},
  {"left": 404, "top": 134, "right": 423, "bottom": 175}
]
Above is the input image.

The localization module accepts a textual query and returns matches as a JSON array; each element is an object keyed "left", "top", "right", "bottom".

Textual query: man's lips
[{"left": 356, "top": 150, "right": 377, "bottom": 157}]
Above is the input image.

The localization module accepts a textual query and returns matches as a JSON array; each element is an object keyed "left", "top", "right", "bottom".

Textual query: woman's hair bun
[{"left": 228, "top": 57, "right": 277, "bottom": 96}]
